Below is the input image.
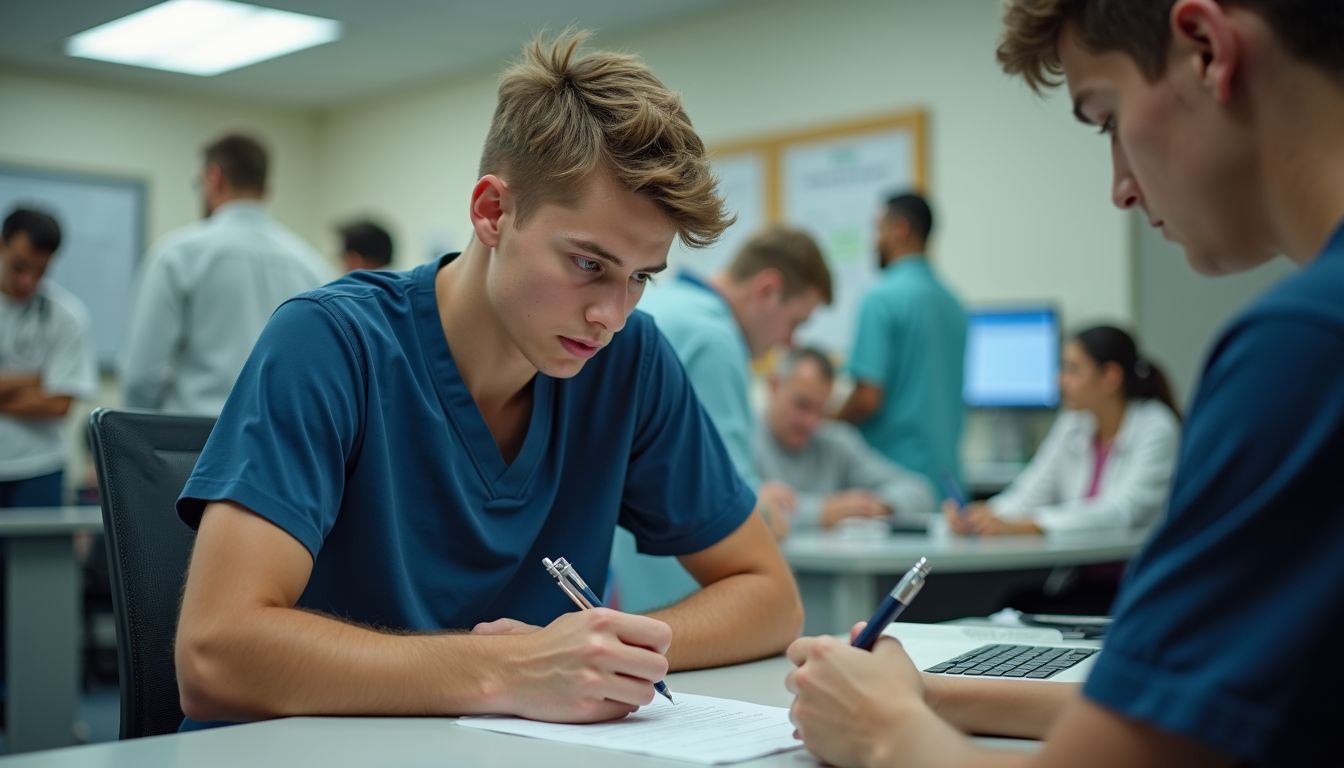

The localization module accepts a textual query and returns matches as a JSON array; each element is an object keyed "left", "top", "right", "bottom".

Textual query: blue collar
[{"left": 677, "top": 271, "right": 719, "bottom": 295}]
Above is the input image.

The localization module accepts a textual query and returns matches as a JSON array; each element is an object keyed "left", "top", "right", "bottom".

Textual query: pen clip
[{"left": 543, "top": 556, "right": 595, "bottom": 609}]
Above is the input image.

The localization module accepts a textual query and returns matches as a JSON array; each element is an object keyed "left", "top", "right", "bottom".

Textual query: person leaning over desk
[
  {"left": 755, "top": 347, "right": 935, "bottom": 532},
  {"left": 785, "top": 0, "right": 1344, "bottom": 766},
  {"left": 945, "top": 325, "right": 1180, "bottom": 536},
  {"left": 172, "top": 30, "right": 802, "bottom": 730},
  {"left": 609, "top": 225, "right": 831, "bottom": 612}
]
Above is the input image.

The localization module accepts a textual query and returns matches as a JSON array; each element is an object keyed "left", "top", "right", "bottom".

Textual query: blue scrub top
[
  {"left": 179, "top": 255, "right": 754, "bottom": 633},
  {"left": 609, "top": 272, "right": 758, "bottom": 613},
  {"left": 1084, "top": 222, "right": 1344, "bottom": 766}
]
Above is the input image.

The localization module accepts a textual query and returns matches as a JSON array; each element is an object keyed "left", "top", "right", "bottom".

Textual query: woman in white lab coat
[{"left": 946, "top": 325, "right": 1181, "bottom": 536}]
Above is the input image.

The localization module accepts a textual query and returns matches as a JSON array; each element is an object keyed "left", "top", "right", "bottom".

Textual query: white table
[
  {"left": 783, "top": 527, "right": 1149, "bottom": 634},
  {"left": 1, "top": 505, "right": 104, "bottom": 753},
  {"left": 0, "top": 651, "right": 1043, "bottom": 767}
]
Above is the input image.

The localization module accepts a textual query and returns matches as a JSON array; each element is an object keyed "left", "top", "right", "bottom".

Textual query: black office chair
[{"left": 88, "top": 408, "right": 215, "bottom": 739}]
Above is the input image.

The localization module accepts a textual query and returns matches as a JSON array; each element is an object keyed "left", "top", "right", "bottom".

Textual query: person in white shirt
[
  {"left": 121, "top": 133, "right": 329, "bottom": 415},
  {"left": 754, "top": 347, "right": 935, "bottom": 532},
  {"left": 1, "top": 207, "right": 97, "bottom": 698},
  {"left": 945, "top": 325, "right": 1180, "bottom": 535},
  {"left": 0, "top": 207, "right": 97, "bottom": 506}
]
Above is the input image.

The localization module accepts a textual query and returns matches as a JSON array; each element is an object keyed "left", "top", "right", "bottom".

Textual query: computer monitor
[{"left": 964, "top": 306, "right": 1061, "bottom": 408}]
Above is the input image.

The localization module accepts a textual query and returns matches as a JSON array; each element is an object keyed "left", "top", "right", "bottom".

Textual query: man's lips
[{"left": 559, "top": 336, "right": 602, "bottom": 359}]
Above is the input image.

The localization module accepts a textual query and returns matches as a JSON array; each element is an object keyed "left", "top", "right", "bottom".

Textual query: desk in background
[
  {"left": 783, "top": 527, "right": 1149, "bottom": 635},
  {"left": 1, "top": 506, "right": 104, "bottom": 753}
]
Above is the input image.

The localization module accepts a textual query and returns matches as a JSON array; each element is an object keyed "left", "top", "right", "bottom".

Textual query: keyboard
[{"left": 923, "top": 643, "right": 1098, "bottom": 679}]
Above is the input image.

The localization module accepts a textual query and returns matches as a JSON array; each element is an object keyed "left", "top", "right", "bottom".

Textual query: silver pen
[{"left": 542, "top": 556, "right": 675, "bottom": 704}]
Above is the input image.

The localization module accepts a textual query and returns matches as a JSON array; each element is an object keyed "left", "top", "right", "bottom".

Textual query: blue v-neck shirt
[{"left": 179, "top": 254, "right": 754, "bottom": 633}]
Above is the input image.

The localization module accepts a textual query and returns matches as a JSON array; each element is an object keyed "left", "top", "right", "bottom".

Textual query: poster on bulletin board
[
  {"left": 666, "top": 111, "right": 926, "bottom": 360},
  {"left": 669, "top": 152, "right": 768, "bottom": 279}
]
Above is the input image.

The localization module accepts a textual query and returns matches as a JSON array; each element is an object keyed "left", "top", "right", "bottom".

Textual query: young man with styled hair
[
  {"left": 174, "top": 32, "right": 803, "bottom": 728},
  {"left": 611, "top": 224, "right": 831, "bottom": 610},
  {"left": 785, "top": 1, "right": 1344, "bottom": 766}
]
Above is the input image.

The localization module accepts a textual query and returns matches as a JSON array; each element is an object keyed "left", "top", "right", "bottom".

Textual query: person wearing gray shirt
[
  {"left": 121, "top": 133, "right": 329, "bottom": 415},
  {"left": 755, "top": 347, "right": 934, "bottom": 531}
]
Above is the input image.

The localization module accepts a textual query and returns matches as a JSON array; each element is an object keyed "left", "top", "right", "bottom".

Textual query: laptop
[{"left": 886, "top": 623, "right": 1100, "bottom": 684}]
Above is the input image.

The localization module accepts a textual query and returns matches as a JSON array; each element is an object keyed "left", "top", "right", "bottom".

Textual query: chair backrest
[{"left": 88, "top": 408, "right": 215, "bottom": 739}]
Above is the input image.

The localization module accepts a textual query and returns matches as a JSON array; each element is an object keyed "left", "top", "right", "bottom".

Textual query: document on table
[{"left": 455, "top": 692, "right": 802, "bottom": 765}]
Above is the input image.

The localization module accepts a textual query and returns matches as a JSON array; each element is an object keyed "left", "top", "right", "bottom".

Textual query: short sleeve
[
  {"left": 177, "top": 298, "right": 365, "bottom": 559},
  {"left": 618, "top": 325, "right": 756, "bottom": 556},
  {"left": 847, "top": 292, "right": 893, "bottom": 384},
  {"left": 1083, "top": 316, "right": 1344, "bottom": 764},
  {"left": 674, "top": 330, "right": 757, "bottom": 486},
  {"left": 42, "top": 299, "right": 96, "bottom": 399}
]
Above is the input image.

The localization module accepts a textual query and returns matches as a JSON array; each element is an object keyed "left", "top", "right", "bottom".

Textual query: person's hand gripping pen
[
  {"left": 941, "top": 474, "right": 979, "bottom": 536},
  {"left": 543, "top": 557, "right": 675, "bottom": 704}
]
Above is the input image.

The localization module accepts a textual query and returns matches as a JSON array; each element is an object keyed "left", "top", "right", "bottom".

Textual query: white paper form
[{"left": 455, "top": 692, "right": 803, "bottom": 765}]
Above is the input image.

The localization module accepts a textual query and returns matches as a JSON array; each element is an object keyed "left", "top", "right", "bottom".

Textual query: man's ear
[
  {"left": 753, "top": 268, "right": 785, "bottom": 304},
  {"left": 203, "top": 164, "right": 225, "bottom": 196},
  {"left": 469, "top": 175, "right": 512, "bottom": 248},
  {"left": 1171, "top": 0, "right": 1240, "bottom": 104}
]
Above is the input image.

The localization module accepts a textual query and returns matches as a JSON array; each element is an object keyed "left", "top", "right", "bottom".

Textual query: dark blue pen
[
  {"left": 942, "top": 474, "right": 968, "bottom": 516},
  {"left": 851, "top": 557, "right": 932, "bottom": 650},
  {"left": 542, "top": 556, "right": 675, "bottom": 704}
]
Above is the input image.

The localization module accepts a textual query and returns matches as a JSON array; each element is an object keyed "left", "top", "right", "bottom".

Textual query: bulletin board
[{"left": 671, "top": 110, "right": 927, "bottom": 357}]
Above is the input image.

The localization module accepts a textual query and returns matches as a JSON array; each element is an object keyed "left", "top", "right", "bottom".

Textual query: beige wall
[
  {"left": 2, "top": 0, "right": 1135, "bottom": 495},
  {"left": 0, "top": 70, "right": 325, "bottom": 249},
  {"left": 315, "top": 0, "right": 1131, "bottom": 324}
]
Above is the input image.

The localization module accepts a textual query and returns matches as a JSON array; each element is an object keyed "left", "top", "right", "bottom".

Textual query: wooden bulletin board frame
[
  {"left": 695, "top": 109, "right": 928, "bottom": 355},
  {"left": 709, "top": 109, "right": 927, "bottom": 224}
]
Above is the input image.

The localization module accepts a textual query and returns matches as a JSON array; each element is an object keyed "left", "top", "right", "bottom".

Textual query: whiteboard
[
  {"left": 0, "top": 165, "right": 145, "bottom": 368},
  {"left": 784, "top": 129, "right": 916, "bottom": 355}
]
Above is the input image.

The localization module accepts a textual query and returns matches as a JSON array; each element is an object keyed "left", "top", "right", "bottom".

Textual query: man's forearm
[
  {"left": 836, "top": 392, "right": 876, "bottom": 424},
  {"left": 0, "top": 388, "right": 72, "bottom": 418},
  {"left": 176, "top": 606, "right": 516, "bottom": 722},
  {"left": 650, "top": 570, "right": 803, "bottom": 671},
  {"left": 0, "top": 374, "right": 41, "bottom": 400},
  {"left": 927, "top": 676, "right": 1079, "bottom": 740}
]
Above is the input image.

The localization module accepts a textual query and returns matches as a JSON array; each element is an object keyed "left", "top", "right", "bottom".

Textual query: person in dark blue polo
[
  {"left": 782, "top": 1, "right": 1344, "bottom": 766},
  {"left": 171, "top": 31, "right": 803, "bottom": 729}
]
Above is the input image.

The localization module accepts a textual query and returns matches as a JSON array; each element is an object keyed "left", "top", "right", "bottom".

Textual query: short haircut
[
  {"left": 777, "top": 346, "right": 836, "bottom": 382},
  {"left": 203, "top": 132, "right": 268, "bottom": 193},
  {"left": 479, "top": 29, "right": 732, "bottom": 249},
  {"left": 997, "top": 0, "right": 1344, "bottom": 94},
  {"left": 725, "top": 225, "right": 833, "bottom": 304},
  {"left": 2, "top": 207, "right": 62, "bottom": 254},
  {"left": 338, "top": 220, "right": 394, "bottom": 267},
  {"left": 884, "top": 192, "right": 934, "bottom": 243}
]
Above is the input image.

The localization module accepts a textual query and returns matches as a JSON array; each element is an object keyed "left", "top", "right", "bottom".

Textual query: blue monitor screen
[{"left": 964, "top": 307, "right": 1060, "bottom": 408}]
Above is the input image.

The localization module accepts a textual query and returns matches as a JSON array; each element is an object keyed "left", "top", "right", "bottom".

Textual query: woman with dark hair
[{"left": 945, "top": 325, "right": 1181, "bottom": 536}]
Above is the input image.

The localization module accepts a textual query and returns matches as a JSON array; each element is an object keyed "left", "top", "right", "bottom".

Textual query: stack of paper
[{"left": 456, "top": 692, "right": 802, "bottom": 765}]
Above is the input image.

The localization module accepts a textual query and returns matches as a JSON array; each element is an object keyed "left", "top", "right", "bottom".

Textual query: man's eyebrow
[{"left": 566, "top": 237, "right": 667, "bottom": 273}]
